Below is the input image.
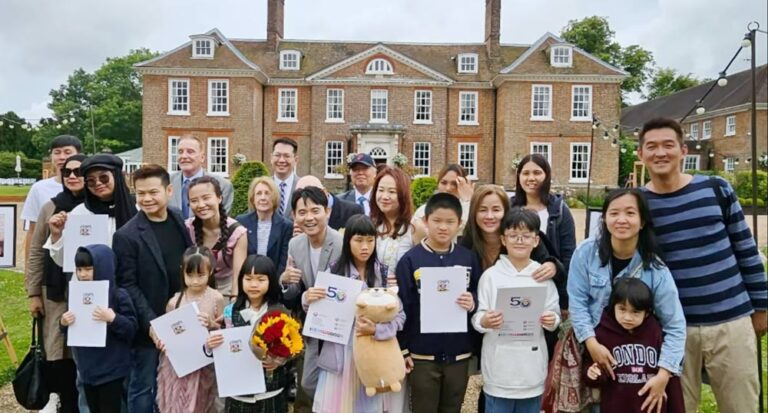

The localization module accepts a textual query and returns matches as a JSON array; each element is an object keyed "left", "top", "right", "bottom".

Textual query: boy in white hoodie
[{"left": 472, "top": 207, "right": 560, "bottom": 413}]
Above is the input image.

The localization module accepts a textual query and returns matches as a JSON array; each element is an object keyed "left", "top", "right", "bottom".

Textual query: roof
[
  {"left": 115, "top": 147, "right": 143, "bottom": 163},
  {"left": 621, "top": 64, "right": 768, "bottom": 129}
]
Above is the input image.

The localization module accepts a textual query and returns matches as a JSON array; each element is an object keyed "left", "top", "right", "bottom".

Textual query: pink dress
[
  {"left": 157, "top": 287, "right": 225, "bottom": 413},
  {"left": 185, "top": 216, "right": 248, "bottom": 297}
]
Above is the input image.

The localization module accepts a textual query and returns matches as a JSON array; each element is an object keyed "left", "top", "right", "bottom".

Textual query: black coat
[
  {"left": 236, "top": 211, "right": 293, "bottom": 276},
  {"left": 328, "top": 195, "right": 363, "bottom": 230},
  {"left": 112, "top": 208, "right": 193, "bottom": 346}
]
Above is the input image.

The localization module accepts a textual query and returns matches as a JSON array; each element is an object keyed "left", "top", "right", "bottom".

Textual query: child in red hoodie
[{"left": 583, "top": 278, "right": 684, "bottom": 413}]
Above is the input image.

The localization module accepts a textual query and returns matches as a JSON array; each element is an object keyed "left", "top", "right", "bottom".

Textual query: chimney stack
[
  {"left": 267, "top": 0, "right": 285, "bottom": 51},
  {"left": 485, "top": 0, "right": 501, "bottom": 59}
]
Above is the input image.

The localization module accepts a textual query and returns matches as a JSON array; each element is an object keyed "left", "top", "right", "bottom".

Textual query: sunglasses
[
  {"left": 62, "top": 167, "right": 82, "bottom": 178},
  {"left": 85, "top": 173, "right": 111, "bottom": 188}
]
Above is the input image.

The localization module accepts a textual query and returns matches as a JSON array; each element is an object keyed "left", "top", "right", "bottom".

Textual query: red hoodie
[{"left": 583, "top": 311, "right": 684, "bottom": 413}]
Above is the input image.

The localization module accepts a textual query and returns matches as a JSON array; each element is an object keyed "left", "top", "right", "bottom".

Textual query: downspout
[{"left": 491, "top": 81, "right": 497, "bottom": 184}]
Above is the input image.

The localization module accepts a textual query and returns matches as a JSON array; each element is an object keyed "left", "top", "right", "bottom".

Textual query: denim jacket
[{"left": 567, "top": 238, "right": 686, "bottom": 375}]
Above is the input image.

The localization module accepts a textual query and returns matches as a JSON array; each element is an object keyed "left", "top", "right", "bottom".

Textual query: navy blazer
[
  {"left": 328, "top": 195, "right": 363, "bottom": 231},
  {"left": 112, "top": 207, "right": 193, "bottom": 346},
  {"left": 236, "top": 211, "right": 293, "bottom": 276}
]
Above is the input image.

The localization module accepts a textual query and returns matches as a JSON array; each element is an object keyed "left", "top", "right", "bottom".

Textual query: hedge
[
  {"left": 230, "top": 161, "right": 270, "bottom": 216},
  {"left": 411, "top": 177, "right": 437, "bottom": 208},
  {"left": 0, "top": 151, "right": 42, "bottom": 179},
  {"left": 733, "top": 170, "right": 767, "bottom": 203}
]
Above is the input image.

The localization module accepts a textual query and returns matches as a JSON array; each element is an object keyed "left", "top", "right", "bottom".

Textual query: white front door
[{"left": 357, "top": 134, "right": 396, "bottom": 165}]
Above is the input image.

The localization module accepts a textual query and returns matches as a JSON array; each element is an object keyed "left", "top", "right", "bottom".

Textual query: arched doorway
[{"left": 369, "top": 146, "right": 388, "bottom": 165}]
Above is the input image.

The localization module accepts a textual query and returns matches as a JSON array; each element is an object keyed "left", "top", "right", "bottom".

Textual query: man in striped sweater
[{"left": 637, "top": 117, "right": 767, "bottom": 413}]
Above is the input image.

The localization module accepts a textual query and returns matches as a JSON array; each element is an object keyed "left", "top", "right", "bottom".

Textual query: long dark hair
[
  {"left": 461, "top": 185, "right": 510, "bottom": 270},
  {"left": 511, "top": 154, "right": 552, "bottom": 206},
  {"left": 175, "top": 246, "right": 216, "bottom": 308},
  {"left": 370, "top": 166, "right": 413, "bottom": 238},
  {"left": 233, "top": 255, "right": 281, "bottom": 312},
  {"left": 331, "top": 214, "right": 380, "bottom": 287},
  {"left": 597, "top": 188, "right": 662, "bottom": 269},
  {"left": 189, "top": 176, "right": 233, "bottom": 262}
]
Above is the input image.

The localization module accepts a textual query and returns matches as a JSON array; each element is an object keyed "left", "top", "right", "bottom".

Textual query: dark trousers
[
  {"left": 410, "top": 358, "right": 470, "bottom": 413},
  {"left": 47, "top": 359, "right": 80, "bottom": 413},
  {"left": 84, "top": 378, "right": 124, "bottom": 413}
]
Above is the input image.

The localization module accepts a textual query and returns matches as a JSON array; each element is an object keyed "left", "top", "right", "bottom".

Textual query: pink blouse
[{"left": 185, "top": 216, "right": 247, "bottom": 280}]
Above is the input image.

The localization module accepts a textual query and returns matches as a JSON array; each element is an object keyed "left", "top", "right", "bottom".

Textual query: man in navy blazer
[
  {"left": 337, "top": 153, "right": 377, "bottom": 216},
  {"left": 113, "top": 165, "right": 193, "bottom": 413},
  {"left": 295, "top": 175, "right": 362, "bottom": 231}
]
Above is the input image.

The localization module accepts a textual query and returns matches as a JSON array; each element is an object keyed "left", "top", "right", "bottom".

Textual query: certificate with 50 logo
[
  {"left": 303, "top": 271, "right": 365, "bottom": 345},
  {"left": 494, "top": 285, "right": 547, "bottom": 343}
]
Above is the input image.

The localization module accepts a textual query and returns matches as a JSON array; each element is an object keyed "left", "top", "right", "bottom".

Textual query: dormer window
[
  {"left": 191, "top": 37, "right": 215, "bottom": 59},
  {"left": 550, "top": 45, "right": 572, "bottom": 67},
  {"left": 457, "top": 53, "right": 478, "bottom": 74},
  {"left": 366, "top": 58, "right": 393, "bottom": 75},
  {"left": 280, "top": 50, "right": 301, "bottom": 70}
]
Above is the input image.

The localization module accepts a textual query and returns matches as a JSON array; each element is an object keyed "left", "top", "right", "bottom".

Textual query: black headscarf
[
  {"left": 51, "top": 154, "right": 87, "bottom": 213},
  {"left": 80, "top": 154, "right": 137, "bottom": 229}
]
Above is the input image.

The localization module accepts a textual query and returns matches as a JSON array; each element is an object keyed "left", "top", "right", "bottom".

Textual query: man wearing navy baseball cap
[{"left": 338, "top": 153, "right": 377, "bottom": 216}]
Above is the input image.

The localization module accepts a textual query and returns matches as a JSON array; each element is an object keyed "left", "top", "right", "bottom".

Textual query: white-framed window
[
  {"left": 278, "top": 88, "right": 298, "bottom": 122},
  {"left": 168, "top": 79, "right": 190, "bottom": 115},
  {"left": 207, "top": 79, "right": 229, "bottom": 115},
  {"left": 530, "top": 142, "right": 552, "bottom": 164},
  {"left": 571, "top": 85, "right": 592, "bottom": 121},
  {"left": 192, "top": 38, "right": 214, "bottom": 58},
  {"left": 366, "top": 58, "right": 393, "bottom": 75},
  {"left": 702, "top": 120, "right": 712, "bottom": 140},
  {"left": 124, "top": 163, "right": 141, "bottom": 175},
  {"left": 551, "top": 46, "right": 573, "bottom": 67},
  {"left": 531, "top": 85, "right": 552, "bottom": 120},
  {"left": 458, "top": 143, "right": 478, "bottom": 179},
  {"left": 724, "top": 157, "right": 735, "bottom": 173},
  {"left": 683, "top": 155, "right": 700, "bottom": 171},
  {"left": 690, "top": 123, "right": 700, "bottom": 139},
  {"left": 414, "top": 90, "right": 432, "bottom": 124},
  {"left": 457, "top": 53, "right": 478, "bottom": 74},
  {"left": 325, "top": 141, "right": 344, "bottom": 179},
  {"left": 325, "top": 89, "right": 344, "bottom": 122},
  {"left": 279, "top": 50, "right": 301, "bottom": 70},
  {"left": 459, "top": 91, "right": 478, "bottom": 125},
  {"left": 370, "top": 89, "right": 388, "bottom": 123},
  {"left": 207, "top": 137, "right": 229, "bottom": 176},
  {"left": 167, "top": 136, "right": 181, "bottom": 173},
  {"left": 413, "top": 142, "right": 431, "bottom": 176},
  {"left": 570, "top": 143, "right": 591, "bottom": 183},
  {"left": 725, "top": 115, "right": 736, "bottom": 136}
]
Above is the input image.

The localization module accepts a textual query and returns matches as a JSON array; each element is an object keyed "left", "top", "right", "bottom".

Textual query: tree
[
  {"left": 0, "top": 112, "right": 42, "bottom": 158},
  {"left": 31, "top": 49, "right": 158, "bottom": 156},
  {"left": 561, "top": 17, "right": 654, "bottom": 98},
  {"left": 644, "top": 67, "right": 702, "bottom": 100}
]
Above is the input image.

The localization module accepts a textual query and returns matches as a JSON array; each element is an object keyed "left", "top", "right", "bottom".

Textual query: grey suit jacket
[
  {"left": 281, "top": 227, "right": 343, "bottom": 301},
  {"left": 337, "top": 189, "right": 356, "bottom": 203},
  {"left": 169, "top": 170, "right": 234, "bottom": 217},
  {"left": 274, "top": 174, "right": 299, "bottom": 218}
]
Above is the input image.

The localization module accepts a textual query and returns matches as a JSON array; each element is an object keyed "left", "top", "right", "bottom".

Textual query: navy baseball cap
[{"left": 349, "top": 153, "right": 375, "bottom": 168}]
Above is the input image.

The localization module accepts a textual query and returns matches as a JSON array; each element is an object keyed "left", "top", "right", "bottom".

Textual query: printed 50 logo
[
  {"left": 326, "top": 286, "right": 347, "bottom": 302},
  {"left": 509, "top": 296, "right": 532, "bottom": 308}
]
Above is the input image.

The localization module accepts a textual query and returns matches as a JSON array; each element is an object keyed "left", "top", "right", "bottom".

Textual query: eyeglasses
[
  {"left": 506, "top": 233, "right": 536, "bottom": 243},
  {"left": 85, "top": 173, "right": 111, "bottom": 188},
  {"left": 62, "top": 167, "right": 82, "bottom": 178},
  {"left": 271, "top": 152, "right": 294, "bottom": 159}
]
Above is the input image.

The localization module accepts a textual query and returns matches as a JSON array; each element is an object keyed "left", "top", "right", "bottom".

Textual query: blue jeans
[
  {"left": 126, "top": 346, "right": 159, "bottom": 413},
  {"left": 484, "top": 393, "right": 541, "bottom": 413}
]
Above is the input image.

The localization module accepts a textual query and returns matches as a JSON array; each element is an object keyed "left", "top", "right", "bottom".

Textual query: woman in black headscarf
[
  {"left": 25, "top": 153, "right": 87, "bottom": 413},
  {"left": 45, "top": 153, "right": 137, "bottom": 266}
]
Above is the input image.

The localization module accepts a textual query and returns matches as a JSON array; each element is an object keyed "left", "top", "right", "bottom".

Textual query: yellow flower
[
  {"left": 414, "top": 269, "right": 421, "bottom": 281},
  {"left": 251, "top": 335, "right": 267, "bottom": 353}
]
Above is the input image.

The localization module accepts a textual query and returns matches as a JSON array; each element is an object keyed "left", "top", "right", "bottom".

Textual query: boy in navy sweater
[
  {"left": 61, "top": 245, "right": 137, "bottom": 413},
  {"left": 396, "top": 193, "right": 481, "bottom": 413}
]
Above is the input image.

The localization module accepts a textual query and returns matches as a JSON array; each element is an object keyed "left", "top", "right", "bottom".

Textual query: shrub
[
  {"left": 0, "top": 151, "right": 42, "bottom": 179},
  {"left": 411, "top": 176, "right": 437, "bottom": 208},
  {"left": 230, "top": 161, "right": 270, "bottom": 216},
  {"left": 733, "top": 170, "right": 767, "bottom": 203}
]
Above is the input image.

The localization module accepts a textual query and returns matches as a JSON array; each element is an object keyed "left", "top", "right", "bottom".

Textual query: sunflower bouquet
[{"left": 249, "top": 309, "right": 304, "bottom": 372}]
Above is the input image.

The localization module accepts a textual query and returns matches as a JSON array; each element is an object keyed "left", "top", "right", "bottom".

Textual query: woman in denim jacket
[{"left": 567, "top": 188, "right": 686, "bottom": 412}]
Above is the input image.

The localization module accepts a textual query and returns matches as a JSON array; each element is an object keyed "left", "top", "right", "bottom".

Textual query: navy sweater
[
  {"left": 395, "top": 241, "right": 481, "bottom": 359},
  {"left": 67, "top": 245, "right": 138, "bottom": 386}
]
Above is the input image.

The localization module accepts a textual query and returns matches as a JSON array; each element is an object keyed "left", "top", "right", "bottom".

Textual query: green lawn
[
  {"left": 0, "top": 270, "right": 31, "bottom": 386},
  {"left": 0, "top": 185, "right": 31, "bottom": 197}
]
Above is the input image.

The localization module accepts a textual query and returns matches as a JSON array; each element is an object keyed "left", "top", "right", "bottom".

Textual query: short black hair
[
  {"left": 50, "top": 135, "right": 83, "bottom": 153},
  {"left": 132, "top": 164, "right": 170, "bottom": 187},
  {"left": 424, "top": 192, "right": 462, "bottom": 219},
  {"left": 233, "top": 255, "right": 282, "bottom": 311},
  {"left": 639, "top": 117, "right": 684, "bottom": 146},
  {"left": 501, "top": 207, "right": 540, "bottom": 233},
  {"left": 74, "top": 247, "right": 94, "bottom": 268},
  {"left": 291, "top": 186, "right": 327, "bottom": 212},
  {"left": 609, "top": 277, "right": 654, "bottom": 314},
  {"left": 272, "top": 137, "right": 298, "bottom": 153}
]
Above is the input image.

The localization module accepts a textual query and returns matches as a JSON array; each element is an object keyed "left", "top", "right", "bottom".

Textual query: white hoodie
[{"left": 471, "top": 255, "right": 561, "bottom": 400}]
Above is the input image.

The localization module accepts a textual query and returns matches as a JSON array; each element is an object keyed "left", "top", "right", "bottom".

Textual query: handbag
[
  {"left": 542, "top": 321, "right": 599, "bottom": 413},
  {"left": 12, "top": 316, "right": 50, "bottom": 410}
]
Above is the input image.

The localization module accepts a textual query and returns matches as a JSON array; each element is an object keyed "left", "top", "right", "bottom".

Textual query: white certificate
[
  {"left": 67, "top": 280, "right": 109, "bottom": 347},
  {"left": 150, "top": 303, "right": 212, "bottom": 377},
  {"left": 420, "top": 267, "right": 468, "bottom": 333},
  {"left": 212, "top": 326, "right": 266, "bottom": 397},
  {"left": 495, "top": 285, "right": 547, "bottom": 343},
  {"left": 62, "top": 214, "right": 110, "bottom": 272},
  {"left": 302, "top": 271, "right": 364, "bottom": 345}
]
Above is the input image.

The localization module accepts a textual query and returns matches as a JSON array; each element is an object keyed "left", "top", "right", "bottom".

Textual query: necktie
[
  {"left": 357, "top": 196, "right": 367, "bottom": 215},
  {"left": 181, "top": 178, "right": 190, "bottom": 218},
  {"left": 278, "top": 182, "right": 287, "bottom": 215}
]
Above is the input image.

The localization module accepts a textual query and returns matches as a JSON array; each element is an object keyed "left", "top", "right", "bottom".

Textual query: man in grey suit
[
  {"left": 271, "top": 137, "right": 301, "bottom": 218},
  {"left": 279, "top": 186, "right": 342, "bottom": 412},
  {"left": 337, "top": 152, "right": 377, "bottom": 216},
  {"left": 168, "top": 135, "right": 234, "bottom": 218}
]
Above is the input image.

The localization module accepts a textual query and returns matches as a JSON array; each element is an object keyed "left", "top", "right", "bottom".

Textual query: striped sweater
[{"left": 642, "top": 175, "right": 767, "bottom": 325}]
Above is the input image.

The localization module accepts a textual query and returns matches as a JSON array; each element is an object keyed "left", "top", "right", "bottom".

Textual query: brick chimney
[
  {"left": 484, "top": 0, "right": 501, "bottom": 59},
  {"left": 267, "top": 0, "right": 284, "bottom": 51}
]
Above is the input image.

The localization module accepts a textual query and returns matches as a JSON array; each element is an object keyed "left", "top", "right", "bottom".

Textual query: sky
[{"left": 0, "top": 0, "right": 765, "bottom": 122}]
